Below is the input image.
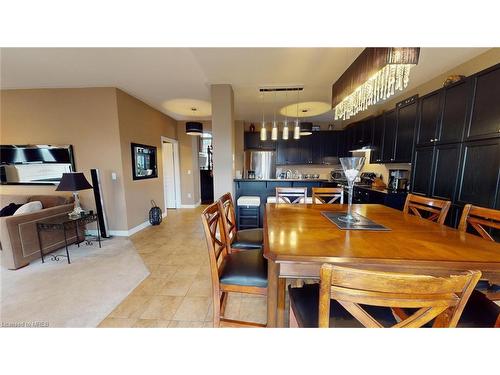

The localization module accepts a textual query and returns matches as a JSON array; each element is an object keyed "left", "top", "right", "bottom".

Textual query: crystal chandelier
[{"left": 332, "top": 48, "right": 420, "bottom": 121}]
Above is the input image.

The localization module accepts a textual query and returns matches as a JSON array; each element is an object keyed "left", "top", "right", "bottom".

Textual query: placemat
[{"left": 321, "top": 211, "right": 391, "bottom": 231}]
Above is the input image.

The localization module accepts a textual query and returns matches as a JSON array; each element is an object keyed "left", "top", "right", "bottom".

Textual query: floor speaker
[{"left": 90, "top": 169, "right": 110, "bottom": 238}]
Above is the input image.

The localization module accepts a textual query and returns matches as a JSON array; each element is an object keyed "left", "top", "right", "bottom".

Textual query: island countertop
[{"left": 233, "top": 178, "right": 329, "bottom": 182}]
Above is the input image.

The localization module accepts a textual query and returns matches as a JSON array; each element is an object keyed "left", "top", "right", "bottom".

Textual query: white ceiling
[{"left": 0, "top": 47, "right": 490, "bottom": 123}]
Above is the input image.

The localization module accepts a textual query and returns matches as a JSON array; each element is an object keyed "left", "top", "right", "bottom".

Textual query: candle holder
[{"left": 338, "top": 156, "right": 365, "bottom": 223}]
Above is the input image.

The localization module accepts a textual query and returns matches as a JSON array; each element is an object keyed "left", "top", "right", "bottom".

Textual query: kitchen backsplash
[{"left": 277, "top": 149, "right": 411, "bottom": 185}]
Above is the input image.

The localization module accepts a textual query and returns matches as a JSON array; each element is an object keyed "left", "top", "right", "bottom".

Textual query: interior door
[{"left": 163, "top": 142, "right": 176, "bottom": 209}]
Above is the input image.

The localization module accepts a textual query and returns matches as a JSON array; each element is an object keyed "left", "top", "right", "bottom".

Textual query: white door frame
[{"left": 161, "top": 136, "right": 181, "bottom": 209}]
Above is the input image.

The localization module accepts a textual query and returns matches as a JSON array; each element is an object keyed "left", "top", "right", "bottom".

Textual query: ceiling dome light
[
  {"left": 279, "top": 101, "right": 331, "bottom": 118},
  {"left": 299, "top": 122, "right": 313, "bottom": 136},
  {"left": 186, "top": 121, "right": 203, "bottom": 136}
]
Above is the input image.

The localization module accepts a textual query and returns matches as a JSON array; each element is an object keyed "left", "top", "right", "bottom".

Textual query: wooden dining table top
[{"left": 263, "top": 203, "right": 500, "bottom": 275}]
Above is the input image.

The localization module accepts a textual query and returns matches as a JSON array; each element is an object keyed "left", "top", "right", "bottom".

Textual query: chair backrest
[
  {"left": 201, "top": 201, "right": 230, "bottom": 285},
  {"left": 458, "top": 204, "right": 500, "bottom": 242},
  {"left": 275, "top": 187, "right": 307, "bottom": 204},
  {"left": 312, "top": 187, "right": 344, "bottom": 204},
  {"left": 219, "top": 192, "right": 237, "bottom": 243},
  {"left": 403, "top": 193, "right": 451, "bottom": 225},
  {"left": 318, "top": 264, "right": 481, "bottom": 328}
]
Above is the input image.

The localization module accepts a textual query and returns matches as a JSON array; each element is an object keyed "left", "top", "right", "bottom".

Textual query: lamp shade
[
  {"left": 299, "top": 122, "right": 313, "bottom": 136},
  {"left": 186, "top": 121, "right": 203, "bottom": 135},
  {"left": 56, "top": 172, "right": 93, "bottom": 192}
]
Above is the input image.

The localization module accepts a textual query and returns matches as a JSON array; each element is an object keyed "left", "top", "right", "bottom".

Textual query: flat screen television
[{"left": 0, "top": 145, "right": 75, "bottom": 185}]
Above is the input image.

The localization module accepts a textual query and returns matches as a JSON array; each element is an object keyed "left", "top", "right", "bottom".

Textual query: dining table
[{"left": 263, "top": 203, "right": 500, "bottom": 328}]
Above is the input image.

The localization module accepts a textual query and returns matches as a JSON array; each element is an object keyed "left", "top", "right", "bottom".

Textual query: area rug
[{"left": 0, "top": 237, "right": 149, "bottom": 328}]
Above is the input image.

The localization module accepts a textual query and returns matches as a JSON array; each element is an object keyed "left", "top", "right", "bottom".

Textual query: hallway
[{"left": 98, "top": 207, "right": 267, "bottom": 328}]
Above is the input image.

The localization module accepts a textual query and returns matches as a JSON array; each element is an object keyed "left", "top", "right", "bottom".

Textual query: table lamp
[{"left": 56, "top": 172, "right": 93, "bottom": 218}]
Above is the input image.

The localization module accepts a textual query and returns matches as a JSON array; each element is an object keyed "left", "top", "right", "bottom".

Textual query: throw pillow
[
  {"left": 13, "top": 201, "right": 43, "bottom": 216},
  {"left": 0, "top": 203, "right": 23, "bottom": 217}
]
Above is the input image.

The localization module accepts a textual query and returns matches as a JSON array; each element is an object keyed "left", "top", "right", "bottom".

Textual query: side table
[{"left": 36, "top": 213, "right": 101, "bottom": 264}]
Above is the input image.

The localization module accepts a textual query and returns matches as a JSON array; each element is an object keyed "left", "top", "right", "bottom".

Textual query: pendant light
[
  {"left": 293, "top": 89, "right": 300, "bottom": 140},
  {"left": 299, "top": 121, "right": 313, "bottom": 136},
  {"left": 271, "top": 91, "right": 278, "bottom": 140},
  {"left": 260, "top": 92, "right": 267, "bottom": 141},
  {"left": 282, "top": 91, "right": 289, "bottom": 140},
  {"left": 186, "top": 121, "right": 203, "bottom": 135}
]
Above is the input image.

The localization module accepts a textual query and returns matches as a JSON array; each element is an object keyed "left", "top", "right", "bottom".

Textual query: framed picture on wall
[{"left": 131, "top": 143, "right": 158, "bottom": 180}]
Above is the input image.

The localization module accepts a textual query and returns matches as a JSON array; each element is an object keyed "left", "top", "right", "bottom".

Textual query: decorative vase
[{"left": 338, "top": 156, "right": 365, "bottom": 223}]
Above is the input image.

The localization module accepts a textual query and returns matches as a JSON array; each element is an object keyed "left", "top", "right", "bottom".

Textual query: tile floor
[{"left": 98, "top": 206, "right": 267, "bottom": 328}]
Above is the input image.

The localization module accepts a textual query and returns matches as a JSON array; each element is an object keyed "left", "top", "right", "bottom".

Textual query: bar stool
[{"left": 237, "top": 196, "right": 261, "bottom": 229}]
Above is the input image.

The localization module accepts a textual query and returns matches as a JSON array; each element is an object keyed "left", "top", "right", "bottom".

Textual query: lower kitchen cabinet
[{"left": 353, "top": 186, "right": 407, "bottom": 211}]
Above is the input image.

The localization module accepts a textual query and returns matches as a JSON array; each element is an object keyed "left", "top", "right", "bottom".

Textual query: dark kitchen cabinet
[
  {"left": 320, "top": 131, "right": 339, "bottom": 162},
  {"left": 299, "top": 135, "right": 313, "bottom": 164},
  {"left": 285, "top": 139, "right": 301, "bottom": 164},
  {"left": 466, "top": 64, "right": 500, "bottom": 141},
  {"left": 411, "top": 147, "right": 434, "bottom": 196},
  {"left": 382, "top": 110, "right": 397, "bottom": 162},
  {"left": 439, "top": 79, "right": 469, "bottom": 144},
  {"left": 395, "top": 101, "right": 417, "bottom": 162},
  {"left": 244, "top": 132, "right": 276, "bottom": 150},
  {"left": 417, "top": 91, "right": 442, "bottom": 146},
  {"left": 370, "top": 115, "right": 384, "bottom": 163},
  {"left": 337, "top": 130, "right": 348, "bottom": 157},
  {"left": 276, "top": 138, "right": 287, "bottom": 164},
  {"left": 457, "top": 138, "right": 500, "bottom": 209},
  {"left": 431, "top": 143, "right": 461, "bottom": 201}
]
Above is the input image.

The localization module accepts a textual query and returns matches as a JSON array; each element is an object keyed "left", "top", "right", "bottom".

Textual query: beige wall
[
  {"left": 234, "top": 120, "right": 244, "bottom": 176},
  {"left": 0, "top": 88, "right": 129, "bottom": 231},
  {"left": 115, "top": 89, "right": 178, "bottom": 229},
  {"left": 0, "top": 87, "right": 180, "bottom": 232},
  {"left": 176, "top": 121, "right": 201, "bottom": 206}
]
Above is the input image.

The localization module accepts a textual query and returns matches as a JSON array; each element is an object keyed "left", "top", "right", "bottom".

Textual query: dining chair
[
  {"left": 312, "top": 187, "right": 344, "bottom": 204},
  {"left": 219, "top": 192, "right": 263, "bottom": 252},
  {"left": 275, "top": 187, "right": 307, "bottom": 204},
  {"left": 403, "top": 193, "right": 451, "bottom": 225},
  {"left": 201, "top": 201, "right": 267, "bottom": 328},
  {"left": 458, "top": 204, "right": 500, "bottom": 301},
  {"left": 288, "top": 264, "right": 481, "bottom": 328}
]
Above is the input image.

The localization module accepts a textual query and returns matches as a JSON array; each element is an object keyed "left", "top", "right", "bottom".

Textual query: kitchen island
[{"left": 234, "top": 178, "right": 333, "bottom": 227}]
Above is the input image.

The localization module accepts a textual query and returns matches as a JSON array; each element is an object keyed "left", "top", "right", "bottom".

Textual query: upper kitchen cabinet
[
  {"left": 439, "top": 79, "right": 469, "bottom": 144},
  {"left": 411, "top": 146, "right": 434, "bottom": 196},
  {"left": 466, "top": 63, "right": 500, "bottom": 141},
  {"left": 416, "top": 90, "right": 442, "bottom": 146},
  {"left": 319, "top": 131, "right": 339, "bottom": 163},
  {"left": 394, "top": 100, "right": 417, "bottom": 162},
  {"left": 370, "top": 115, "right": 384, "bottom": 163},
  {"left": 382, "top": 110, "right": 397, "bottom": 162},
  {"left": 244, "top": 132, "right": 276, "bottom": 150},
  {"left": 431, "top": 143, "right": 462, "bottom": 201},
  {"left": 457, "top": 138, "right": 500, "bottom": 209}
]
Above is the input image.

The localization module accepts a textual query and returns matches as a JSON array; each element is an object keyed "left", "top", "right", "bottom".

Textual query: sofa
[{"left": 0, "top": 194, "right": 76, "bottom": 270}]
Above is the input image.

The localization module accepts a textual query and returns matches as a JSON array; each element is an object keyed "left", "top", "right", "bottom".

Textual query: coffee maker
[{"left": 388, "top": 169, "right": 409, "bottom": 191}]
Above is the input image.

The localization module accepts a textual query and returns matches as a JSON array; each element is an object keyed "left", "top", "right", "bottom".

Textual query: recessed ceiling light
[
  {"left": 280, "top": 101, "right": 331, "bottom": 118},
  {"left": 163, "top": 99, "right": 211, "bottom": 117}
]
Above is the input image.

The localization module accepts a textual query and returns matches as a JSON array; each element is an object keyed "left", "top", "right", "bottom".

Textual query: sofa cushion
[
  {"left": 28, "top": 195, "right": 73, "bottom": 208},
  {"left": 13, "top": 201, "right": 43, "bottom": 216},
  {"left": 0, "top": 203, "right": 23, "bottom": 217}
]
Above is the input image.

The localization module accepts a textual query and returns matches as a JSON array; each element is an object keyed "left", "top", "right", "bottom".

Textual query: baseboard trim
[
  {"left": 85, "top": 220, "right": 152, "bottom": 237},
  {"left": 180, "top": 200, "right": 201, "bottom": 209}
]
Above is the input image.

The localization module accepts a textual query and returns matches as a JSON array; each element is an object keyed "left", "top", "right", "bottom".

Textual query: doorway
[{"left": 162, "top": 137, "right": 181, "bottom": 212}]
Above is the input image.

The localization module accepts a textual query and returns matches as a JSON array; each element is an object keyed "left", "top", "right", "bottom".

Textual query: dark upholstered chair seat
[
  {"left": 231, "top": 228, "right": 263, "bottom": 250},
  {"left": 398, "top": 290, "right": 499, "bottom": 328},
  {"left": 288, "top": 283, "right": 397, "bottom": 328},
  {"left": 458, "top": 290, "right": 500, "bottom": 327},
  {"left": 220, "top": 249, "right": 268, "bottom": 288}
]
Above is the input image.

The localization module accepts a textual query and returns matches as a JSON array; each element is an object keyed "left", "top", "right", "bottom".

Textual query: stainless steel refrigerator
[{"left": 244, "top": 150, "right": 276, "bottom": 179}]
